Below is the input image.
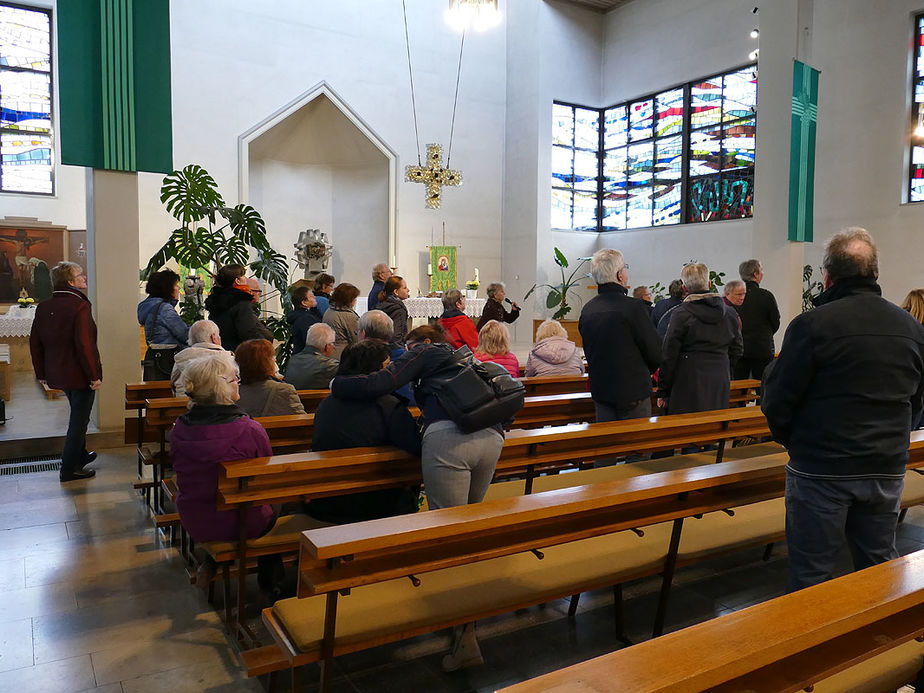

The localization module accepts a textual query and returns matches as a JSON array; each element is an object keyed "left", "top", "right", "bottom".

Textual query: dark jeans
[
  {"left": 61, "top": 388, "right": 95, "bottom": 478},
  {"left": 785, "top": 472, "right": 902, "bottom": 592},
  {"left": 733, "top": 356, "right": 773, "bottom": 381},
  {"left": 593, "top": 397, "right": 652, "bottom": 467}
]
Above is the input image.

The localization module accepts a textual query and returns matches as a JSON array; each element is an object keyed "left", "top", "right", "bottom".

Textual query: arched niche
[{"left": 238, "top": 83, "right": 396, "bottom": 291}]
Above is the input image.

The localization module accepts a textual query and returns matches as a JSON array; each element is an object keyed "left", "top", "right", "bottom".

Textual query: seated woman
[
  {"left": 313, "top": 272, "right": 335, "bottom": 316},
  {"left": 323, "top": 282, "right": 361, "bottom": 359},
  {"left": 308, "top": 340, "right": 422, "bottom": 524},
  {"left": 438, "top": 289, "right": 479, "bottom": 351},
  {"left": 377, "top": 275, "right": 410, "bottom": 347},
  {"left": 170, "top": 354, "right": 283, "bottom": 593},
  {"left": 474, "top": 320, "right": 520, "bottom": 378},
  {"left": 234, "top": 339, "right": 306, "bottom": 417},
  {"left": 658, "top": 263, "right": 743, "bottom": 415},
  {"left": 525, "top": 319, "right": 585, "bottom": 377}
]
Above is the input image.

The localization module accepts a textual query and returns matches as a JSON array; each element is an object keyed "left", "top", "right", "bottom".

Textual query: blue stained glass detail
[
  {"left": 603, "top": 148, "right": 628, "bottom": 193},
  {"left": 1, "top": 132, "right": 52, "bottom": 193},
  {"left": 654, "top": 135, "right": 682, "bottom": 182},
  {"left": 574, "top": 191, "right": 597, "bottom": 230},
  {"left": 602, "top": 194, "right": 627, "bottom": 231},
  {"left": 551, "top": 145, "right": 574, "bottom": 188},
  {"left": 627, "top": 185, "right": 653, "bottom": 228},
  {"left": 688, "top": 175, "right": 721, "bottom": 222},
  {"left": 721, "top": 171, "right": 753, "bottom": 219},
  {"left": 689, "top": 126, "right": 721, "bottom": 177},
  {"left": 574, "top": 149, "right": 599, "bottom": 192},
  {"left": 691, "top": 77, "right": 722, "bottom": 128},
  {"left": 629, "top": 99, "right": 654, "bottom": 141},
  {"left": 723, "top": 69, "right": 757, "bottom": 122},
  {"left": 0, "top": 6, "right": 50, "bottom": 72},
  {"left": 653, "top": 183, "right": 681, "bottom": 226},
  {"left": 655, "top": 88, "right": 684, "bottom": 137},
  {"left": 722, "top": 118, "right": 756, "bottom": 172},
  {"left": 627, "top": 142, "right": 653, "bottom": 186}
]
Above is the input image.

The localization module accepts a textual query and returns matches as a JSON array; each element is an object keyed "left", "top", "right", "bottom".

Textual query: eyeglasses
[{"left": 223, "top": 375, "right": 241, "bottom": 384}]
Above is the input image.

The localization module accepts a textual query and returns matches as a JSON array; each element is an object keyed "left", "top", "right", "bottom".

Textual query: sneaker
[
  {"left": 441, "top": 623, "right": 483, "bottom": 672},
  {"left": 60, "top": 469, "right": 96, "bottom": 482}
]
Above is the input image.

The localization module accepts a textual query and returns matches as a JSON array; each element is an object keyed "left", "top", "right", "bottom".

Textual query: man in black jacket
[
  {"left": 579, "top": 248, "right": 661, "bottom": 423},
  {"left": 762, "top": 228, "right": 924, "bottom": 592},
  {"left": 733, "top": 258, "right": 780, "bottom": 379},
  {"left": 204, "top": 264, "right": 273, "bottom": 351}
]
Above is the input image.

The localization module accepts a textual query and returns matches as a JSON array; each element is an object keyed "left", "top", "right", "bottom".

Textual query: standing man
[
  {"left": 762, "top": 228, "right": 924, "bottom": 591},
  {"left": 632, "top": 285, "right": 653, "bottom": 316},
  {"left": 367, "top": 262, "right": 393, "bottom": 313},
  {"left": 30, "top": 262, "right": 102, "bottom": 482},
  {"left": 734, "top": 258, "right": 780, "bottom": 379},
  {"left": 579, "top": 248, "right": 661, "bottom": 423},
  {"left": 652, "top": 279, "right": 684, "bottom": 338}
]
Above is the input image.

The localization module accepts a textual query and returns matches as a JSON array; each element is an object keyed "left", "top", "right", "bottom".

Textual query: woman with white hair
[
  {"left": 476, "top": 281, "right": 520, "bottom": 331},
  {"left": 525, "top": 319, "right": 585, "bottom": 377},
  {"left": 657, "top": 263, "right": 743, "bottom": 414}
]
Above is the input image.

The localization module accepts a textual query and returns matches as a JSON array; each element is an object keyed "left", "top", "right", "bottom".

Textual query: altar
[
  {"left": 403, "top": 296, "right": 486, "bottom": 319},
  {"left": 0, "top": 304, "right": 37, "bottom": 372}
]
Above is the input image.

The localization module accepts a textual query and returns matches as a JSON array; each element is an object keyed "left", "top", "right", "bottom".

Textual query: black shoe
[
  {"left": 60, "top": 469, "right": 96, "bottom": 482},
  {"left": 78, "top": 451, "right": 98, "bottom": 472}
]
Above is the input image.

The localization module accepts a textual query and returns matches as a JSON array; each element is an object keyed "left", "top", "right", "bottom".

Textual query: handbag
[{"left": 430, "top": 347, "right": 525, "bottom": 433}]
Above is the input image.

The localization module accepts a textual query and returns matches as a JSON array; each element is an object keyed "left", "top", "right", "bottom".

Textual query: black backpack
[{"left": 426, "top": 346, "right": 525, "bottom": 433}]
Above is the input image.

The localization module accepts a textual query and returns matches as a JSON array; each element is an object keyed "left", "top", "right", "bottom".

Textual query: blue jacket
[{"left": 138, "top": 297, "right": 189, "bottom": 347}]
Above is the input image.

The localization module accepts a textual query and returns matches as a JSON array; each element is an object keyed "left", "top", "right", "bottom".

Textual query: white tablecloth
[
  {"left": 403, "top": 297, "right": 486, "bottom": 319},
  {"left": 0, "top": 305, "right": 36, "bottom": 337}
]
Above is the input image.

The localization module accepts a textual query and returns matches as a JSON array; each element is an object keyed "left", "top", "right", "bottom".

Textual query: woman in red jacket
[
  {"left": 474, "top": 320, "right": 520, "bottom": 378},
  {"left": 438, "top": 289, "right": 479, "bottom": 351}
]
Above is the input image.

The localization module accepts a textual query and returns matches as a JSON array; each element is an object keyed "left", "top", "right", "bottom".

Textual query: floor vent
[{"left": 0, "top": 455, "right": 62, "bottom": 475}]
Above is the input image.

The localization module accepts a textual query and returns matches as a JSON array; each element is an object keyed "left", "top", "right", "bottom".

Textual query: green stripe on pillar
[
  {"left": 787, "top": 60, "right": 819, "bottom": 243},
  {"left": 59, "top": 0, "right": 171, "bottom": 173}
]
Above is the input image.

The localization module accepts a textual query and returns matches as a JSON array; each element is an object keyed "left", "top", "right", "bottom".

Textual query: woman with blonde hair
[
  {"left": 474, "top": 319, "right": 519, "bottom": 377},
  {"left": 525, "top": 319, "right": 585, "bottom": 377},
  {"left": 902, "top": 289, "right": 924, "bottom": 324}
]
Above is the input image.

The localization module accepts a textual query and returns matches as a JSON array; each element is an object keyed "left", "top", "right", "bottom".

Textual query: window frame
[
  {"left": 0, "top": 0, "right": 55, "bottom": 196},
  {"left": 552, "top": 63, "right": 757, "bottom": 232},
  {"left": 909, "top": 13, "right": 924, "bottom": 204}
]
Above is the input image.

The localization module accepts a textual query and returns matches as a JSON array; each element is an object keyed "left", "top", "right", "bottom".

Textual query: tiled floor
[
  {"left": 1, "top": 448, "right": 922, "bottom": 692},
  {"left": 0, "top": 371, "right": 99, "bottom": 443}
]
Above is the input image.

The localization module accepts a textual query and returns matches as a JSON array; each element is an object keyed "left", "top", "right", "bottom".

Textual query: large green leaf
[
  {"left": 553, "top": 247, "right": 568, "bottom": 269},
  {"left": 553, "top": 304, "right": 572, "bottom": 320},
  {"left": 170, "top": 227, "right": 217, "bottom": 270},
  {"left": 546, "top": 288, "right": 562, "bottom": 310},
  {"left": 160, "top": 165, "right": 224, "bottom": 224},
  {"left": 251, "top": 248, "right": 289, "bottom": 293},
  {"left": 215, "top": 236, "right": 249, "bottom": 266},
  {"left": 221, "top": 204, "right": 269, "bottom": 250},
  {"left": 140, "top": 239, "right": 176, "bottom": 280}
]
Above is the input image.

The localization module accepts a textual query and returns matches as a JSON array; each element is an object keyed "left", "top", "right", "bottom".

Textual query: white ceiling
[{"left": 554, "top": 0, "right": 636, "bottom": 12}]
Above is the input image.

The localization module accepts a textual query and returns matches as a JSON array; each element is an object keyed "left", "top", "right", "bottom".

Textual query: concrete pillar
[
  {"left": 86, "top": 169, "right": 140, "bottom": 432},
  {"left": 752, "top": 0, "right": 815, "bottom": 330}
]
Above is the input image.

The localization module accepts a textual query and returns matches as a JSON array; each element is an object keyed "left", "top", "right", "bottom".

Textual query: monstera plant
[
  {"left": 141, "top": 164, "right": 293, "bottom": 366},
  {"left": 524, "top": 247, "right": 591, "bottom": 320}
]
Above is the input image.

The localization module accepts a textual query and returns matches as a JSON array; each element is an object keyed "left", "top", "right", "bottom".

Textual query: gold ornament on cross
[{"left": 405, "top": 143, "right": 462, "bottom": 209}]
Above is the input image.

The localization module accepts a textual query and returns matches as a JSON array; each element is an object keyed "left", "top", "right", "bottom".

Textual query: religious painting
[
  {"left": 67, "top": 229, "right": 87, "bottom": 267},
  {"left": 429, "top": 245, "right": 457, "bottom": 293},
  {"left": 0, "top": 219, "right": 65, "bottom": 303}
]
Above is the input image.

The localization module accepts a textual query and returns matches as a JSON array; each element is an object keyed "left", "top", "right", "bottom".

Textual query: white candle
[
  {"left": 427, "top": 263, "right": 433, "bottom": 275},
  {"left": 392, "top": 255, "right": 396, "bottom": 267},
  {"left": 474, "top": 267, "right": 479, "bottom": 282}
]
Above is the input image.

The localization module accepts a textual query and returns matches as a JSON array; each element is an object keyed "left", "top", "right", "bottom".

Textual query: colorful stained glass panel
[
  {"left": 602, "top": 194, "right": 627, "bottom": 231},
  {"left": 721, "top": 171, "right": 753, "bottom": 219},
  {"left": 574, "top": 108, "right": 600, "bottom": 149},
  {"left": 655, "top": 88, "right": 684, "bottom": 137},
  {"left": 573, "top": 149, "right": 599, "bottom": 192},
  {"left": 689, "top": 127, "right": 721, "bottom": 177},
  {"left": 603, "top": 148, "right": 627, "bottom": 193},
  {"left": 627, "top": 142, "right": 653, "bottom": 186},
  {"left": 626, "top": 186, "right": 653, "bottom": 228},
  {"left": 629, "top": 99, "right": 654, "bottom": 141},
  {"left": 688, "top": 175, "right": 721, "bottom": 223},
  {"left": 604, "top": 105, "right": 628, "bottom": 149},
  {"left": 0, "top": 6, "right": 50, "bottom": 71},
  {"left": 654, "top": 135, "right": 682, "bottom": 182},
  {"left": 552, "top": 103, "right": 574, "bottom": 146},
  {"left": 722, "top": 118, "right": 756, "bottom": 172},
  {"left": 912, "top": 146, "right": 924, "bottom": 203},
  {"left": 1, "top": 132, "right": 52, "bottom": 193},
  {"left": 653, "top": 183, "right": 681, "bottom": 226},
  {"left": 573, "top": 191, "right": 597, "bottom": 230},
  {"left": 723, "top": 69, "right": 757, "bottom": 122},
  {"left": 551, "top": 188, "right": 572, "bottom": 229},
  {"left": 691, "top": 76, "right": 722, "bottom": 128},
  {"left": 552, "top": 145, "right": 573, "bottom": 188},
  {"left": 0, "top": 71, "right": 51, "bottom": 131}
]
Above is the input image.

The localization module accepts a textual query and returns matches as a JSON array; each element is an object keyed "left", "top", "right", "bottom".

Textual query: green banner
[
  {"left": 788, "top": 60, "right": 819, "bottom": 242},
  {"left": 57, "top": 0, "right": 173, "bottom": 173},
  {"left": 430, "top": 246, "right": 457, "bottom": 294}
]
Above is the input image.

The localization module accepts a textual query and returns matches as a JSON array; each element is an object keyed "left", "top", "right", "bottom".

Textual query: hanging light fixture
[{"left": 445, "top": 0, "right": 501, "bottom": 32}]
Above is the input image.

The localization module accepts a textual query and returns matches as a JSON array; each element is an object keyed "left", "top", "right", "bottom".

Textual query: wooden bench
[
  {"left": 500, "top": 549, "right": 924, "bottom": 693},
  {"left": 252, "top": 432, "right": 924, "bottom": 688}
]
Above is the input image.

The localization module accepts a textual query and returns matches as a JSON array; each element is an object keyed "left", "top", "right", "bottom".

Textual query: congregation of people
[{"left": 27, "top": 228, "right": 924, "bottom": 672}]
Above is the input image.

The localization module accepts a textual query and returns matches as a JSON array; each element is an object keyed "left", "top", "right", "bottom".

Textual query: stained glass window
[
  {"left": 910, "top": 15, "right": 924, "bottom": 203},
  {"left": 554, "top": 65, "right": 756, "bottom": 231},
  {"left": 0, "top": 3, "right": 52, "bottom": 194},
  {"left": 551, "top": 102, "right": 600, "bottom": 231}
]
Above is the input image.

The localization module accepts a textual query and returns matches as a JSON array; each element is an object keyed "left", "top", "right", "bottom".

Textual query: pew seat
[
  {"left": 268, "top": 523, "right": 674, "bottom": 661},
  {"left": 812, "top": 637, "right": 924, "bottom": 692},
  {"left": 201, "top": 513, "right": 331, "bottom": 563}
]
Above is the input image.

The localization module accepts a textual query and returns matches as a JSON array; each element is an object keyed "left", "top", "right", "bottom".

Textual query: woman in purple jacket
[{"left": 170, "top": 354, "right": 281, "bottom": 592}]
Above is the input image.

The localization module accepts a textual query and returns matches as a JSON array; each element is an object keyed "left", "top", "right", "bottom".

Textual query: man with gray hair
[
  {"left": 284, "top": 322, "right": 339, "bottom": 390},
  {"left": 367, "top": 262, "right": 393, "bottom": 312},
  {"left": 734, "top": 258, "right": 780, "bottom": 379},
  {"left": 358, "top": 309, "right": 394, "bottom": 342},
  {"left": 578, "top": 248, "right": 661, "bottom": 424},
  {"left": 762, "top": 227, "right": 924, "bottom": 591},
  {"left": 171, "top": 320, "right": 232, "bottom": 396}
]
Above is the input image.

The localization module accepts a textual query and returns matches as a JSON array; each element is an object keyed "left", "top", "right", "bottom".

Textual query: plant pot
[
  {"left": 533, "top": 318, "right": 582, "bottom": 347},
  {"left": 466, "top": 289, "right": 477, "bottom": 299}
]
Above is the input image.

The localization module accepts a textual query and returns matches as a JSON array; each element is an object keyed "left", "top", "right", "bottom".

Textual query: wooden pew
[{"left": 500, "top": 549, "right": 924, "bottom": 693}]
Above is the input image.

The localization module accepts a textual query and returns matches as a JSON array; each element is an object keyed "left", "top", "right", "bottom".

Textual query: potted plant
[
  {"left": 141, "top": 164, "right": 292, "bottom": 367},
  {"left": 524, "top": 247, "right": 591, "bottom": 344}
]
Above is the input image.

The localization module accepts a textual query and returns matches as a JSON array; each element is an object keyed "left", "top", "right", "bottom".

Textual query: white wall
[{"left": 331, "top": 163, "right": 389, "bottom": 292}]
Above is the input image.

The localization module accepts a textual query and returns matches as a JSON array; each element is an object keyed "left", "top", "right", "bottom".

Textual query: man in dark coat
[
  {"left": 652, "top": 279, "right": 684, "bottom": 338},
  {"left": 30, "top": 262, "right": 102, "bottom": 482},
  {"left": 204, "top": 264, "right": 273, "bottom": 351},
  {"left": 733, "top": 258, "right": 780, "bottom": 379},
  {"left": 579, "top": 248, "right": 661, "bottom": 423},
  {"left": 477, "top": 282, "right": 520, "bottom": 331},
  {"left": 283, "top": 323, "right": 338, "bottom": 390},
  {"left": 367, "top": 262, "right": 392, "bottom": 312},
  {"left": 285, "top": 284, "right": 322, "bottom": 355},
  {"left": 762, "top": 228, "right": 924, "bottom": 592}
]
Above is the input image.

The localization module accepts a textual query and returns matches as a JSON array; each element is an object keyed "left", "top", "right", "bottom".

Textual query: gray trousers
[
  {"left": 785, "top": 472, "right": 903, "bottom": 592},
  {"left": 422, "top": 420, "right": 504, "bottom": 510}
]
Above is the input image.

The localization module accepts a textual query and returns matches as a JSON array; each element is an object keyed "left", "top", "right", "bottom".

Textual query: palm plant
[{"left": 524, "top": 247, "right": 591, "bottom": 320}]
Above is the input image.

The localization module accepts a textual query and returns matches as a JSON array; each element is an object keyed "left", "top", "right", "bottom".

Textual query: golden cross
[{"left": 405, "top": 143, "right": 462, "bottom": 209}]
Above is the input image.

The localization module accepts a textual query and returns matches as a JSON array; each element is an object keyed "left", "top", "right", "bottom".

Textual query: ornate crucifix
[{"left": 405, "top": 143, "right": 462, "bottom": 209}]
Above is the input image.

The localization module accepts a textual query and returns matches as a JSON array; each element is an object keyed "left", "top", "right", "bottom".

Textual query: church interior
[{"left": 3, "top": 0, "right": 924, "bottom": 691}]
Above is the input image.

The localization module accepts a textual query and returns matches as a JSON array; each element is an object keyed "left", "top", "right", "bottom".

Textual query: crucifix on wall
[{"left": 405, "top": 143, "right": 462, "bottom": 209}]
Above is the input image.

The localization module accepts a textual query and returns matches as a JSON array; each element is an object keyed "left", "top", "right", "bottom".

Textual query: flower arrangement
[
  {"left": 17, "top": 290, "right": 34, "bottom": 308},
  {"left": 466, "top": 267, "right": 480, "bottom": 291}
]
